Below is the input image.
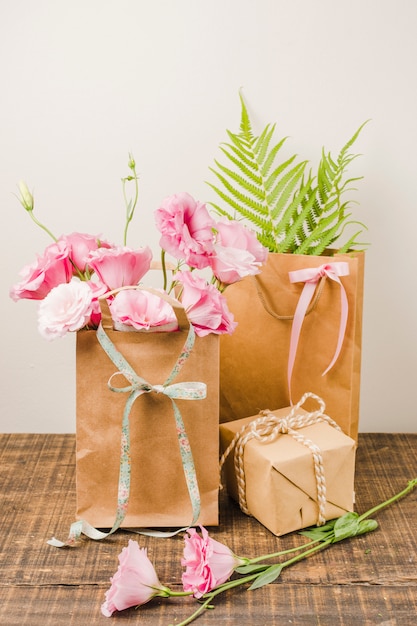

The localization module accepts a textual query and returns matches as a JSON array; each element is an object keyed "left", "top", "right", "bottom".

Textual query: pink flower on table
[
  {"left": 210, "top": 219, "right": 268, "bottom": 285},
  {"left": 87, "top": 246, "right": 152, "bottom": 291},
  {"left": 101, "top": 540, "right": 167, "bottom": 617},
  {"left": 181, "top": 526, "right": 246, "bottom": 598},
  {"left": 37, "top": 278, "right": 94, "bottom": 340},
  {"left": 59, "top": 232, "right": 113, "bottom": 274},
  {"left": 176, "top": 270, "right": 237, "bottom": 337},
  {"left": 155, "top": 193, "right": 215, "bottom": 269},
  {"left": 109, "top": 289, "right": 178, "bottom": 331},
  {"left": 9, "top": 240, "right": 73, "bottom": 301}
]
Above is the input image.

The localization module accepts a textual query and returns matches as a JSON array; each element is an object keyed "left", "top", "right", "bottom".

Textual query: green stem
[
  {"left": 171, "top": 479, "right": 417, "bottom": 626},
  {"left": 174, "top": 540, "right": 332, "bottom": 626},
  {"left": 122, "top": 162, "right": 139, "bottom": 246},
  {"left": 278, "top": 537, "right": 333, "bottom": 569},
  {"left": 246, "top": 538, "right": 320, "bottom": 565},
  {"left": 161, "top": 249, "right": 168, "bottom": 292},
  {"left": 163, "top": 589, "right": 193, "bottom": 598},
  {"left": 29, "top": 212, "right": 57, "bottom": 242},
  {"left": 358, "top": 477, "right": 417, "bottom": 522},
  {"left": 170, "top": 572, "right": 263, "bottom": 626}
]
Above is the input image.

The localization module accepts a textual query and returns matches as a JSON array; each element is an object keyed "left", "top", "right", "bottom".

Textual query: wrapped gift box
[{"left": 219, "top": 405, "right": 356, "bottom": 536}]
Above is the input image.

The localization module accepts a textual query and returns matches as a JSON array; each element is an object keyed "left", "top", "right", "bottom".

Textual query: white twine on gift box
[{"left": 219, "top": 392, "right": 342, "bottom": 526}]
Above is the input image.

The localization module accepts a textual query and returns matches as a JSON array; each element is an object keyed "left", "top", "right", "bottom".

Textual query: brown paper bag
[
  {"left": 76, "top": 294, "right": 219, "bottom": 529},
  {"left": 220, "top": 251, "right": 364, "bottom": 439}
]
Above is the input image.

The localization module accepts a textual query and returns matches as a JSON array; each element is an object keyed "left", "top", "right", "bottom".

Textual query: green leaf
[
  {"left": 248, "top": 564, "right": 283, "bottom": 590},
  {"left": 357, "top": 519, "right": 379, "bottom": 535},
  {"left": 332, "top": 512, "right": 361, "bottom": 542},
  {"left": 218, "top": 147, "right": 263, "bottom": 185},
  {"left": 210, "top": 162, "right": 267, "bottom": 203},
  {"left": 206, "top": 92, "right": 368, "bottom": 253}
]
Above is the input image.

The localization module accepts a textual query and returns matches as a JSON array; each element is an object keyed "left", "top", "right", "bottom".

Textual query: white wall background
[{"left": 1, "top": 0, "right": 416, "bottom": 433}]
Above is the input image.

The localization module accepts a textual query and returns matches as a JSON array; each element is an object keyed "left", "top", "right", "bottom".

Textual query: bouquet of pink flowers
[{"left": 10, "top": 157, "right": 268, "bottom": 338}]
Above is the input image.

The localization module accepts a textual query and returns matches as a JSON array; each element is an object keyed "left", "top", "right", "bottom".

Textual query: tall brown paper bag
[
  {"left": 76, "top": 294, "right": 219, "bottom": 530},
  {"left": 219, "top": 251, "right": 364, "bottom": 439}
]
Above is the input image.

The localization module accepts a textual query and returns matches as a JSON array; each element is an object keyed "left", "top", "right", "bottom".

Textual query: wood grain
[{"left": 1, "top": 433, "right": 416, "bottom": 625}]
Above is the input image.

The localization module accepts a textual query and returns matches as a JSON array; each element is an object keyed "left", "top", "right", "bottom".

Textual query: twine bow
[
  {"left": 287, "top": 262, "right": 350, "bottom": 404},
  {"left": 219, "top": 392, "right": 341, "bottom": 526},
  {"left": 48, "top": 319, "right": 204, "bottom": 547}
]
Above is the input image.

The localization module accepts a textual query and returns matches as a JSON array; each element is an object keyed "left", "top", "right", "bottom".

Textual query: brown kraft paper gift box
[{"left": 220, "top": 404, "right": 356, "bottom": 536}]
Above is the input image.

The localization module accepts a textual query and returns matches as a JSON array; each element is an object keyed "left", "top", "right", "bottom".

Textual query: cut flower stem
[{"left": 171, "top": 478, "right": 417, "bottom": 626}]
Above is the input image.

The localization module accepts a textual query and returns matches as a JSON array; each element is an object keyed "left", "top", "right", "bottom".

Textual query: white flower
[{"left": 37, "top": 278, "right": 94, "bottom": 340}]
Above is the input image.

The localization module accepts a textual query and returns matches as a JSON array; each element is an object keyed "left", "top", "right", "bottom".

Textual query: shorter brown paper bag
[
  {"left": 76, "top": 298, "right": 219, "bottom": 530},
  {"left": 219, "top": 403, "right": 356, "bottom": 536}
]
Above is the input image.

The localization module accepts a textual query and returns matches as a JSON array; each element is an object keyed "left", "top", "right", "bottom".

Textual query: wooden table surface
[{"left": 1, "top": 433, "right": 416, "bottom": 626}]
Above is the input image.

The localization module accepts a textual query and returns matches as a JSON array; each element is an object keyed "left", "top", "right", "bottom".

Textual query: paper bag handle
[
  {"left": 252, "top": 273, "right": 326, "bottom": 321},
  {"left": 98, "top": 285, "right": 190, "bottom": 331}
]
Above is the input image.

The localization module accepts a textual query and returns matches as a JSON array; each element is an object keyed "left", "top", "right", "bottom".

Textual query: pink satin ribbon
[{"left": 287, "top": 262, "right": 350, "bottom": 404}]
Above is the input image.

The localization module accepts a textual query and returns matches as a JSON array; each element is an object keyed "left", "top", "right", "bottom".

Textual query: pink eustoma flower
[
  {"left": 210, "top": 219, "right": 268, "bottom": 284},
  {"left": 101, "top": 540, "right": 167, "bottom": 617},
  {"left": 155, "top": 193, "right": 215, "bottom": 269},
  {"left": 181, "top": 526, "right": 246, "bottom": 598},
  {"left": 84, "top": 279, "right": 108, "bottom": 328},
  {"left": 37, "top": 277, "right": 94, "bottom": 340},
  {"left": 9, "top": 240, "right": 73, "bottom": 301},
  {"left": 59, "top": 232, "right": 113, "bottom": 274},
  {"left": 176, "top": 271, "right": 237, "bottom": 337},
  {"left": 87, "top": 246, "right": 152, "bottom": 291},
  {"left": 109, "top": 289, "right": 178, "bottom": 331}
]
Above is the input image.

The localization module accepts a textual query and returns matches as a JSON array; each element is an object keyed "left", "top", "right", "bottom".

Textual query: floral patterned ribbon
[
  {"left": 287, "top": 262, "right": 350, "bottom": 404},
  {"left": 48, "top": 320, "right": 205, "bottom": 547}
]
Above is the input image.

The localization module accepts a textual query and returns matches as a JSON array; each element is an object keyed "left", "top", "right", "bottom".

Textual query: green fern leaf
[
  {"left": 207, "top": 93, "right": 368, "bottom": 254},
  {"left": 253, "top": 124, "right": 276, "bottom": 165},
  {"left": 218, "top": 147, "right": 263, "bottom": 186},
  {"left": 269, "top": 162, "right": 308, "bottom": 220},
  {"left": 211, "top": 161, "right": 266, "bottom": 202},
  {"left": 206, "top": 175, "right": 268, "bottom": 216}
]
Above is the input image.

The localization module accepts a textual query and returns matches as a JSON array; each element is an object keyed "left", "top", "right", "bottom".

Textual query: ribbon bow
[
  {"left": 220, "top": 392, "right": 341, "bottom": 526},
  {"left": 287, "top": 261, "right": 350, "bottom": 404},
  {"left": 108, "top": 373, "right": 206, "bottom": 402},
  {"left": 48, "top": 320, "right": 205, "bottom": 547}
]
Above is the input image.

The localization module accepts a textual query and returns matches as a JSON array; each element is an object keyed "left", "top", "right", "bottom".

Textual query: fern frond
[
  {"left": 206, "top": 183, "right": 273, "bottom": 235},
  {"left": 338, "top": 119, "right": 370, "bottom": 160},
  {"left": 207, "top": 93, "right": 368, "bottom": 254},
  {"left": 337, "top": 232, "right": 365, "bottom": 254},
  {"left": 217, "top": 147, "right": 263, "bottom": 186},
  {"left": 264, "top": 155, "right": 298, "bottom": 191},
  {"left": 253, "top": 124, "right": 276, "bottom": 164},
  {"left": 225, "top": 131, "right": 255, "bottom": 161},
  {"left": 278, "top": 182, "right": 318, "bottom": 253},
  {"left": 269, "top": 162, "right": 308, "bottom": 220},
  {"left": 211, "top": 161, "right": 266, "bottom": 202},
  {"left": 207, "top": 174, "right": 268, "bottom": 216},
  {"left": 238, "top": 90, "right": 254, "bottom": 138},
  {"left": 294, "top": 209, "right": 349, "bottom": 255}
]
